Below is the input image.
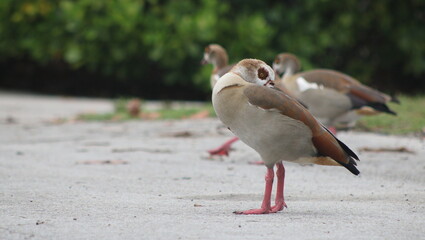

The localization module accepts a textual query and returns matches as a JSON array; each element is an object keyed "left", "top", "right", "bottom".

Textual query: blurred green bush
[{"left": 0, "top": 0, "right": 424, "bottom": 99}]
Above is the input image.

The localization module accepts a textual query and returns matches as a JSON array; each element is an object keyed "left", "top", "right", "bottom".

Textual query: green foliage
[
  {"left": 357, "top": 95, "right": 425, "bottom": 135},
  {"left": 77, "top": 98, "right": 215, "bottom": 121},
  {"left": 0, "top": 0, "right": 424, "bottom": 98}
]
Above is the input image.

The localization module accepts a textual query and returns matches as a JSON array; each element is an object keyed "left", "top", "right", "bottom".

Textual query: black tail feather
[
  {"left": 323, "top": 125, "right": 359, "bottom": 160},
  {"left": 322, "top": 125, "right": 360, "bottom": 175},
  {"left": 336, "top": 137, "right": 359, "bottom": 161},
  {"left": 347, "top": 93, "right": 398, "bottom": 115},
  {"left": 339, "top": 157, "right": 360, "bottom": 175}
]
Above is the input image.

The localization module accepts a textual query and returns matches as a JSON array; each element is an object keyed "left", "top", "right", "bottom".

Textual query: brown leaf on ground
[
  {"left": 163, "top": 131, "right": 193, "bottom": 138},
  {"left": 358, "top": 147, "right": 415, "bottom": 154},
  {"left": 46, "top": 117, "right": 68, "bottom": 125},
  {"left": 194, "top": 204, "right": 204, "bottom": 207},
  {"left": 111, "top": 115, "right": 123, "bottom": 121},
  {"left": 186, "top": 110, "right": 210, "bottom": 119},
  {"left": 36, "top": 220, "right": 45, "bottom": 225},
  {"left": 140, "top": 112, "right": 161, "bottom": 120},
  {"left": 127, "top": 99, "right": 141, "bottom": 117},
  {"left": 77, "top": 160, "right": 129, "bottom": 165},
  {"left": 112, "top": 147, "right": 172, "bottom": 153},
  {"left": 5, "top": 116, "right": 17, "bottom": 124}
]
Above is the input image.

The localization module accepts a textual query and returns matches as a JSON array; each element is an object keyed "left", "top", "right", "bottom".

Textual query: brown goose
[
  {"left": 201, "top": 44, "right": 235, "bottom": 88},
  {"left": 212, "top": 59, "right": 360, "bottom": 214},
  {"left": 273, "top": 53, "right": 397, "bottom": 132},
  {"left": 202, "top": 46, "right": 306, "bottom": 157}
]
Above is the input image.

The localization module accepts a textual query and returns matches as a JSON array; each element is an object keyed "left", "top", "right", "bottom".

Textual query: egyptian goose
[
  {"left": 212, "top": 59, "right": 360, "bottom": 214},
  {"left": 201, "top": 44, "right": 239, "bottom": 156},
  {"left": 273, "top": 53, "right": 397, "bottom": 132},
  {"left": 201, "top": 44, "right": 235, "bottom": 88},
  {"left": 202, "top": 46, "right": 305, "bottom": 157}
]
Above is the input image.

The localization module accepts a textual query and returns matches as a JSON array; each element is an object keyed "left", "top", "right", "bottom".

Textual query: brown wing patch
[
  {"left": 300, "top": 70, "right": 390, "bottom": 104},
  {"left": 244, "top": 85, "right": 325, "bottom": 135},
  {"left": 299, "top": 69, "right": 359, "bottom": 93},
  {"left": 313, "top": 157, "right": 340, "bottom": 166},
  {"left": 244, "top": 85, "right": 323, "bottom": 134},
  {"left": 243, "top": 85, "right": 354, "bottom": 166},
  {"left": 348, "top": 85, "right": 388, "bottom": 103},
  {"left": 312, "top": 134, "right": 350, "bottom": 165}
]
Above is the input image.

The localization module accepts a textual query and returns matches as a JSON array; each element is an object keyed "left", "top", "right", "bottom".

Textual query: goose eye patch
[{"left": 258, "top": 67, "right": 269, "bottom": 80}]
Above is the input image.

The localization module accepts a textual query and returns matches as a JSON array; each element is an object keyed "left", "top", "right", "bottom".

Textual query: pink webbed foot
[
  {"left": 207, "top": 146, "right": 231, "bottom": 156},
  {"left": 270, "top": 201, "right": 287, "bottom": 213},
  {"left": 207, "top": 137, "right": 239, "bottom": 157},
  {"left": 233, "top": 207, "right": 272, "bottom": 215},
  {"left": 234, "top": 168, "right": 275, "bottom": 215}
]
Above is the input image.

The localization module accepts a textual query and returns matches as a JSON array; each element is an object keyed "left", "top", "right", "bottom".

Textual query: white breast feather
[{"left": 296, "top": 77, "right": 323, "bottom": 92}]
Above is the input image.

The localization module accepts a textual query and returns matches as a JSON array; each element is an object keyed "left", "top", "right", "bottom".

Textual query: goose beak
[{"left": 264, "top": 80, "right": 275, "bottom": 87}]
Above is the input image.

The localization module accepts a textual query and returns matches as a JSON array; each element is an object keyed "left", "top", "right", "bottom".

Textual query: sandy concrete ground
[{"left": 0, "top": 92, "right": 424, "bottom": 240}]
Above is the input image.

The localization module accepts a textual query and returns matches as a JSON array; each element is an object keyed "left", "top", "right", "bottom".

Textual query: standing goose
[
  {"left": 273, "top": 53, "right": 398, "bottom": 132},
  {"left": 202, "top": 45, "right": 306, "bottom": 157},
  {"left": 213, "top": 59, "right": 360, "bottom": 214}
]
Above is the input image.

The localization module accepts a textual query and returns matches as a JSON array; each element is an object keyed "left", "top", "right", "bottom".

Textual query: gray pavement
[{"left": 0, "top": 92, "right": 424, "bottom": 239}]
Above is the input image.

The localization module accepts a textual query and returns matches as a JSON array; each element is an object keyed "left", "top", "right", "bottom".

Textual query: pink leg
[
  {"left": 207, "top": 137, "right": 239, "bottom": 156},
  {"left": 271, "top": 162, "right": 287, "bottom": 212},
  {"left": 234, "top": 167, "right": 274, "bottom": 214}
]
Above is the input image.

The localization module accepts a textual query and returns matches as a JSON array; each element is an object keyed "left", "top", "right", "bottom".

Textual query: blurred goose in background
[
  {"left": 201, "top": 44, "right": 239, "bottom": 156},
  {"left": 201, "top": 44, "right": 235, "bottom": 88},
  {"left": 212, "top": 59, "right": 360, "bottom": 214},
  {"left": 273, "top": 53, "right": 398, "bottom": 133}
]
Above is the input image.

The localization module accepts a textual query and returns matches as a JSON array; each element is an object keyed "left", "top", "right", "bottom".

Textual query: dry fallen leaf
[
  {"left": 5, "top": 116, "right": 17, "bottom": 124},
  {"left": 45, "top": 117, "right": 69, "bottom": 125},
  {"left": 187, "top": 110, "right": 210, "bottom": 119},
  {"left": 170, "top": 131, "right": 193, "bottom": 137},
  {"left": 36, "top": 220, "right": 45, "bottom": 225},
  {"left": 140, "top": 112, "right": 161, "bottom": 120},
  {"left": 111, "top": 115, "right": 123, "bottom": 121},
  {"left": 127, "top": 99, "right": 141, "bottom": 117},
  {"left": 112, "top": 147, "right": 172, "bottom": 153},
  {"left": 77, "top": 160, "right": 128, "bottom": 165}
]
